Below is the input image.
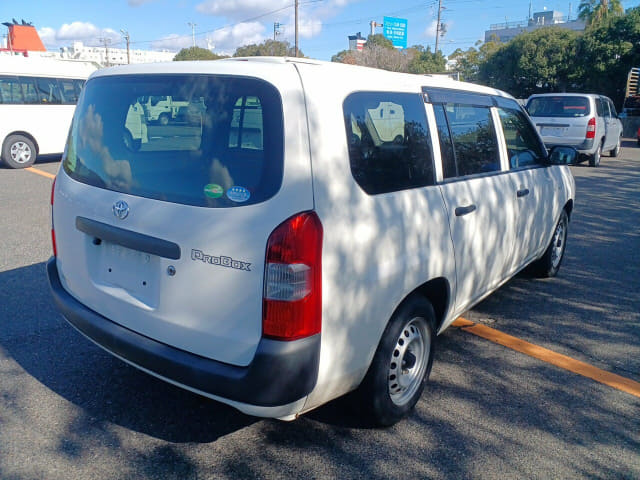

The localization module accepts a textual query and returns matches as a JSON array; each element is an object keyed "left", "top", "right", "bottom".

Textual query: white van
[{"left": 48, "top": 58, "right": 576, "bottom": 426}]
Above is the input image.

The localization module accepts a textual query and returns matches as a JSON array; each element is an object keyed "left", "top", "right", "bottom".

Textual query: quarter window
[{"left": 343, "top": 92, "right": 434, "bottom": 195}]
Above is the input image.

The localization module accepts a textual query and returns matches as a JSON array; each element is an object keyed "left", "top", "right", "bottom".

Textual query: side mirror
[{"left": 547, "top": 145, "right": 578, "bottom": 165}]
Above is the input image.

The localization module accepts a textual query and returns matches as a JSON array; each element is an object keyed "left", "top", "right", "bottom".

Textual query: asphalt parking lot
[{"left": 0, "top": 144, "right": 638, "bottom": 479}]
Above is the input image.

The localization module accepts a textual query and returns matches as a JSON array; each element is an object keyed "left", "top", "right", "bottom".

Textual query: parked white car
[
  {"left": 526, "top": 93, "right": 623, "bottom": 167},
  {"left": 48, "top": 58, "right": 576, "bottom": 426}
]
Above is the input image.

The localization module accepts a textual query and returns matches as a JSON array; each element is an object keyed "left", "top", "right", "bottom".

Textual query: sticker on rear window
[
  {"left": 226, "top": 186, "right": 251, "bottom": 203},
  {"left": 204, "top": 183, "right": 224, "bottom": 199}
]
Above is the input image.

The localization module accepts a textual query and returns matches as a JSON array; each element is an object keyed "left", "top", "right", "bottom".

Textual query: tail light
[
  {"left": 586, "top": 117, "right": 596, "bottom": 139},
  {"left": 263, "top": 211, "right": 323, "bottom": 341},
  {"left": 51, "top": 177, "right": 57, "bottom": 257}
]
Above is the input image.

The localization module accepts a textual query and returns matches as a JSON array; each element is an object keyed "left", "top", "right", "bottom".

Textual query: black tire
[
  {"left": 2, "top": 134, "right": 37, "bottom": 169},
  {"left": 609, "top": 137, "right": 621, "bottom": 157},
  {"left": 531, "top": 210, "right": 569, "bottom": 278},
  {"left": 123, "top": 130, "right": 141, "bottom": 151},
  {"left": 158, "top": 113, "right": 170, "bottom": 126},
  {"left": 588, "top": 142, "right": 602, "bottom": 167},
  {"left": 358, "top": 296, "right": 436, "bottom": 427}
]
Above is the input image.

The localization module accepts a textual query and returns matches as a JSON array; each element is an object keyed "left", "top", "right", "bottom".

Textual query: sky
[{"left": 2, "top": 0, "right": 640, "bottom": 61}]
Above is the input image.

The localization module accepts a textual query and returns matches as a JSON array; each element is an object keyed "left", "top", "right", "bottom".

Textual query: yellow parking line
[
  {"left": 25, "top": 167, "right": 56, "bottom": 180},
  {"left": 452, "top": 318, "right": 640, "bottom": 399}
]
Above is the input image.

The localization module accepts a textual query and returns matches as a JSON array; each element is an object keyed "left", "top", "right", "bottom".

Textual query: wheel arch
[
  {"left": 2, "top": 131, "right": 40, "bottom": 156},
  {"left": 564, "top": 199, "right": 574, "bottom": 220},
  {"left": 390, "top": 277, "right": 451, "bottom": 334}
]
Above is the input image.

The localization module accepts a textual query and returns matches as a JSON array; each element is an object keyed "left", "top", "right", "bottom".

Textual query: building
[
  {"left": 348, "top": 32, "right": 366, "bottom": 52},
  {"left": 2, "top": 19, "right": 175, "bottom": 66},
  {"left": 59, "top": 41, "right": 175, "bottom": 66},
  {"left": 485, "top": 10, "right": 585, "bottom": 43}
]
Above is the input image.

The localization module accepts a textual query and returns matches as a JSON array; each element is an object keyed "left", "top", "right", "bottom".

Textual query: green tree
[
  {"left": 406, "top": 45, "right": 446, "bottom": 74},
  {"left": 578, "top": 0, "right": 624, "bottom": 25},
  {"left": 173, "top": 47, "right": 226, "bottom": 61},
  {"left": 576, "top": 6, "right": 640, "bottom": 108},
  {"left": 365, "top": 34, "right": 395, "bottom": 50},
  {"left": 478, "top": 27, "right": 580, "bottom": 98},
  {"left": 448, "top": 40, "right": 501, "bottom": 82},
  {"left": 331, "top": 49, "right": 357, "bottom": 64},
  {"left": 233, "top": 39, "right": 302, "bottom": 57}
]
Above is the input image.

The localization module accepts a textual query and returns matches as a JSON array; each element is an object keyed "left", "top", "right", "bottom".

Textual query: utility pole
[
  {"left": 294, "top": 0, "right": 299, "bottom": 57},
  {"left": 435, "top": 0, "right": 443, "bottom": 53},
  {"left": 274, "top": 22, "right": 281, "bottom": 41},
  {"left": 188, "top": 22, "right": 197, "bottom": 48},
  {"left": 99, "top": 37, "right": 111, "bottom": 67},
  {"left": 120, "top": 29, "right": 130, "bottom": 64}
]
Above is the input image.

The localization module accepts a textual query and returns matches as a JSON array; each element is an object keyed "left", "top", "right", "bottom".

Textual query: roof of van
[
  {"left": 0, "top": 55, "right": 98, "bottom": 78},
  {"left": 90, "top": 56, "right": 514, "bottom": 101}
]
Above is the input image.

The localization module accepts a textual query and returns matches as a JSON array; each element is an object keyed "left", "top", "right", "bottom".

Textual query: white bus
[{"left": 0, "top": 56, "right": 97, "bottom": 168}]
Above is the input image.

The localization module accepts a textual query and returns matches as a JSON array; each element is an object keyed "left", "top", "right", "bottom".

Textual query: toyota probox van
[
  {"left": 526, "top": 93, "right": 623, "bottom": 167},
  {"left": 48, "top": 58, "right": 576, "bottom": 426}
]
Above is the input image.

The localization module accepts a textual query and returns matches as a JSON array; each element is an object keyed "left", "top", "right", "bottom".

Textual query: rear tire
[
  {"left": 358, "top": 296, "right": 436, "bottom": 427},
  {"left": 2, "top": 134, "right": 37, "bottom": 169},
  {"left": 588, "top": 142, "right": 602, "bottom": 167},
  {"left": 158, "top": 113, "right": 170, "bottom": 126},
  {"left": 531, "top": 210, "right": 569, "bottom": 278},
  {"left": 609, "top": 137, "right": 621, "bottom": 157}
]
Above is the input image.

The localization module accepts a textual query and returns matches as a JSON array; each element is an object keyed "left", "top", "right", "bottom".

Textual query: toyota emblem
[{"left": 112, "top": 200, "right": 130, "bottom": 220}]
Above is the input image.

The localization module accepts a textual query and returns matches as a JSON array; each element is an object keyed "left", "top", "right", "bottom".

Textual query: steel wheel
[
  {"left": 388, "top": 316, "right": 430, "bottom": 406},
  {"left": 10, "top": 140, "right": 33, "bottom": 165},
  {"left": 550, "top": 218, "right": 567, "bottom": 270}
]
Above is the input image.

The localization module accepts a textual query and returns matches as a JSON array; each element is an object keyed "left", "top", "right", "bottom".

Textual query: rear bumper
[
  {"left": 545, "top": 138, "right": 595, "bottom": 157},
  {"left": 47, "top": 257, "right": 320, "bottom": 408}
]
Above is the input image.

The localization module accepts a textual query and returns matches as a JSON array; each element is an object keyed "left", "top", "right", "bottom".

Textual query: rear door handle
[
  {"left": 455, "top": 204, "right": 477, "bottom": 216},
  {"left": 517, "top": 188, "right": 530, "bottom": 198}
]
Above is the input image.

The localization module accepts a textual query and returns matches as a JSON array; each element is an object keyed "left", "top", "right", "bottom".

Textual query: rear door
[
  {"left": 54, "top": 70, "right": 313, "bottom": 367},
  {"left": 429, "top": 91, "right": 516, "bottom": 312},
  {"left": 527, "top": 95, "right": 590, "bottom": 146}
]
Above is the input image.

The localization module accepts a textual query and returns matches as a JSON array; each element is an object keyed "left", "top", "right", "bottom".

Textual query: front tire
[
  {"left": 2, "top": 134, "right": 37, "bottom": 169},
  {"left": 358, "top": 296, "right": 436, "bottom": 426},
  {"left": 531, "top": 210, "right": 569, "bottom": 278},
  {"left": 158, "top": 113, "right": 170, "bottom": 126}
]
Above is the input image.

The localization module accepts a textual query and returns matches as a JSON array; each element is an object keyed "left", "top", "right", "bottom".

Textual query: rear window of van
[
  {"left": 526, "top": 96, "right": 591, "bottom": 118},
  {"left": 64, "top": 74, "right": 284, "bottom": 208}
]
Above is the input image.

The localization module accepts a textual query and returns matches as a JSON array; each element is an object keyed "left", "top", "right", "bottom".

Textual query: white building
[
  {"left": 59, "top": 41, "right": 175, "bottom": 66},
  {"left": 485, "top": 11, "right": 585, "bottom": 43}
]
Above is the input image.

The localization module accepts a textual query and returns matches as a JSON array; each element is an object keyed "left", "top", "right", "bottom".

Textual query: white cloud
[
  {"left": 38, "top": 22, "right": 120, "bottom": 48},
  {"left": 209, "top": 22, "right": 266, "bottom": 55},
  {"left": 424, "top": 20, "right": 438, "bottom": 38},
  {"left": 151, "top": 34, "right": 193, "bottom": 52},
  {"left": 196, "top": 0, "right": 290, "bottom": 19}
]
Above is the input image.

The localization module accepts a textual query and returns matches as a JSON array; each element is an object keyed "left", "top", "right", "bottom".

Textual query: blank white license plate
[{"left": 541, "top": 126, "right": 566, "bottom": 136}]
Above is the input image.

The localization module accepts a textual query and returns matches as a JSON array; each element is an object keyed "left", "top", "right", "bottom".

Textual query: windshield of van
[
  {"left": 63, "top": 74, "right": 284, "bottom": 208},
  {"left": 526, "top": 96, "right": 591, "bottom": 118}
]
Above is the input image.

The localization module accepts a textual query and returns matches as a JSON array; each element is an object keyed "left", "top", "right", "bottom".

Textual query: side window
[
  {"left": 20, "top": 77, "right": 38, "bottom": 104},
  {"left": 0, "top": 75, "right": 23, "bottom": 104},
  {"left": 596, "top": 98, "right": 605, "bottom": 117},
  {"left": 35, "top": 77, "right": 63, "bottom": 104},
  {"left": 58, "top": 79, "right": 79, "bottom": 104},
  {"left": 343, "top": 91, "right": 434, "bottom": 195},
  {"left": 441, "top": 103, "right": 500, "bottom": 178},
  {"left": 229, "top": 96, "right": 263, "bottom": 150},
  {"left": 433, "top": 104, "right": 457, "bottom": 178},
  {"left": 498, "top": 108, "right": 547, "bottom": 169},
  {"left": 608, "top": 100, "right": 618, "bottom": 117}
]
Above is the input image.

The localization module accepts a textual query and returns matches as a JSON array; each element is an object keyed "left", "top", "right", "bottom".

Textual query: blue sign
[{"left": 383, "top": 17, "right": 408, "bottom": 49}]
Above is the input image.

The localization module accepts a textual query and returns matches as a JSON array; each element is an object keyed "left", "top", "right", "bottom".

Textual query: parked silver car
[{"left": 526, "top": 93, "right": 623, "bottom": 167}]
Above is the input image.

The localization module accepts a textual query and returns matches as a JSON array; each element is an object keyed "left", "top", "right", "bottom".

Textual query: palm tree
[{"left": 578, "top": 0, "right": 624, "bottom": 25}]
